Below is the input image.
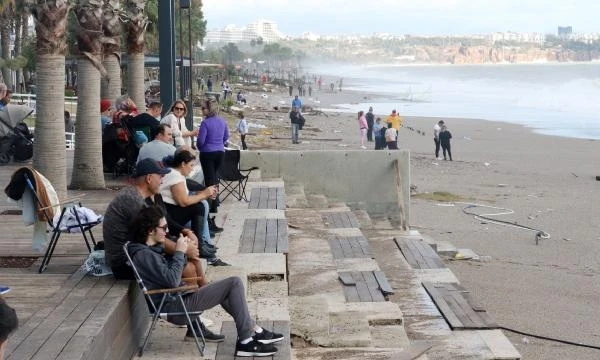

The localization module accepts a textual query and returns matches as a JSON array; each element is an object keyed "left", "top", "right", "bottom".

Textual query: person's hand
[
  {"left": 182, "top": 230, "right": 198, "bottom": 246},
  {"left": 191, "top": 128, "right": 199, "bottom": 136},
  {"left": 185, "top": 241, "right": 200, "bottom": 259},
  {"left": 201, "top": 185, "right": 218, "bottom": 200},
  {"left": 175, "top": 234, "right": 190, "bottom": 253}
]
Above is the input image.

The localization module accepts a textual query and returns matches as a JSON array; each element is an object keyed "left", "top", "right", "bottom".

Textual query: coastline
[{"left": 238, "top": 84, "right": 600, "bottom": 360}]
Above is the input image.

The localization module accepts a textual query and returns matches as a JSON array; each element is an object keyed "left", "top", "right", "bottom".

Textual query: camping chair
[
  {"left": 217, "top": 148, "right": 258, "bottom": 202},
  {"left": 23, "top": 173, "right": 102, "bottom": 273},
  {"left": 123, "top": 242, "right": 205, "bottom": 357}
]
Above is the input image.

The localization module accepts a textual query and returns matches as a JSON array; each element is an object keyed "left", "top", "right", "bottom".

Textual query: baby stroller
[
  {"left": 102, "top": 115, "right": 146, "bottom": 177},
  {"left": 0, "top": 105, "right": 34, "bottom": 165}
]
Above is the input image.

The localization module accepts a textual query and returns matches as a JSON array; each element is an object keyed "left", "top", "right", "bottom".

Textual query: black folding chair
[
  {"left": 23, "top": 174, "right": 101, "bottom": 273},
  {"left": 123, "top": 242, "right": 205, "bottom": 357},
  {"left": 217, "top": 149, "right": 258, "bottom": 202}
]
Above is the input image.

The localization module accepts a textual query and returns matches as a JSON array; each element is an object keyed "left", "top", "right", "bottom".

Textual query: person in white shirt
[
  {"left": 236, "top": 111, "right": 249, "bottom": 150},
  {"left": 161, "top": 100, "right": 198, "bottom": 147},
  {"left": 385, "top": 123, "right": 398, "bottom": 150},
  {"left": 433, "top": 120, "right": 444, "bottom": 159}
]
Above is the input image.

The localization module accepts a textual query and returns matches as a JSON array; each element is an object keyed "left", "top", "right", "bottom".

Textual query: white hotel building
[{"left": 205, "top": 19, "right": 284, "bottom": 44}]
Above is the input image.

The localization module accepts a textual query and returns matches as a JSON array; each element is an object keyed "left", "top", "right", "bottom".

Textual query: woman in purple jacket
[{"left": 197, "top": 97, "right": 229, "bottom": 213}]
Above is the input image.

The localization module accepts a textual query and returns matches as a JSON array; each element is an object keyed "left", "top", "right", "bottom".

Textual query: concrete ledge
[{"left": 477, "top": 330, "right": 521, "bottom": 359}]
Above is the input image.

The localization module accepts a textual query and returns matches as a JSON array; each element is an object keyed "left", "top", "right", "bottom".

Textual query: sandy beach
[{"left": 229, "top": 84, "right": 600, "bottom": 359}]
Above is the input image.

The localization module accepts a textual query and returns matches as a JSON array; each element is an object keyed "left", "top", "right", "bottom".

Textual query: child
[
  {"left": 373, "top": 117, "right": 384, "bottom": 150},
  {"left": 236, "top": 111, "right": 248, "bottom": 150},
  {"left": 385, "top": 123, "right": 398, "bottom": 150},
  {"left": 439, "top": 124, "right": 453, "bottom": 161}
]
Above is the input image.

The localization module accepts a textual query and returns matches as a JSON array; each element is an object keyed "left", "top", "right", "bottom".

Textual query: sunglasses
[
  {"left": 156, "top": 224, "right": 168, "bottom": 232},
  {"left": 174, "top": 106, "right": 185, "bottom": 111}
]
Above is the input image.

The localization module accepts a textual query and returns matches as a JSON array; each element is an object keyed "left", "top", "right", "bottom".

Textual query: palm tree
[
  {"left": 0, "top": 0, "right": 15, "bottom": 88},
  {"left": 123, "top": 0, "right": 148, "bottom": 109},
  {"left": 101, "top": 0, "right": 122, "bottom": 102},
  {"left": 29, "top": 0, "right": 69, "bottom": 198},
  {"left": 69, "top": 0, "right": 105, "bottom": 189}
]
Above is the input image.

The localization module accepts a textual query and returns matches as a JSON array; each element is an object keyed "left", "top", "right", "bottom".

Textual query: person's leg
[
  {"left": 241, "top": 134, "right": 247, "bottom": 150},
  {"left": 360, "top": 128, "right": 366, "bottom": 147},
  {"left": 442, "top": 145, "right": 448, "bottom": 160},
  {"left": 199, "top": 200, "right": 213, "bottom": 245},
  {"left": 447, "top": 143, "right": 452, "bottom": 161},
  {"left": 167, "top": 277, "right": 255, "bottom": 340},
  {"left": 367, "top": 126, "right": 373, "bottom": 141},
  {"left": 434, "top": 138, "right": 440, "bottom": 158}
]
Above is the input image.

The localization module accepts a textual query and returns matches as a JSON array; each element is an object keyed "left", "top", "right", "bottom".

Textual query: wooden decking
[
  {"left": 328, "top": 235, "right": 372, "bottom": 259},
  {"left": 248, "top": 187, "right": 286, "bottom": 209},
  {"left": 321, "top": 211, "right": 360, "bottom": 229},
  {"left": 239, "top": 218, "right": 289, "bottom": 254},
  {"left": 395, "top": 237, "right": 446, "bottom": 269},
  {"left": 338, "top": 271, "right": 394, "bottom": 302}
]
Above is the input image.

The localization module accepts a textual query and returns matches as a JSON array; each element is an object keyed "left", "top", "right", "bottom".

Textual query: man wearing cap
[
  {"left": 103, "top": 159, "right": 225, "bottom": 341},
  {"left": 100, "top": 99, "right": 112, "bottom": 130},
  {"left": 385, "top": 109, "right": 403, "bottom": 147}
]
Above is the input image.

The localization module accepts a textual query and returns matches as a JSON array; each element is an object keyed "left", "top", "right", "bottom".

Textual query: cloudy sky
[{"left": 201, "top": 0, "right": 598, "bottom": 36}]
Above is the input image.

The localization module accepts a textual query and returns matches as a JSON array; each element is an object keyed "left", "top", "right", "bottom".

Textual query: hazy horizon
[{"left": 202, "top": 0, "right": 598, "bottom": 36}]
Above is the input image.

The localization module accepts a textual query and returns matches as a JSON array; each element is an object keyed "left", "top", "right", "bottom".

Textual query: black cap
[{"left": 133, "top": 158, "right": 171, "bottom": 177}]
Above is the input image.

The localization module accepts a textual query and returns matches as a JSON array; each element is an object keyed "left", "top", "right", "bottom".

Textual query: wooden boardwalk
[
  {"left": 239, "top": 218, "right": 289, "bottom": 254},
  {"left": 321, "top": 211, "right": 360, "bottom": 228},
  {"left": 248, "top": 187, "right": 286, "bottom": 209}
]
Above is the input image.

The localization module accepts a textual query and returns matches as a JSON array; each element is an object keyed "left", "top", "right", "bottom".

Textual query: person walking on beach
[
  {"left": 289, "top": 106, "right": 302, "bottom": 144},
  {"left": 433, "top": 120, "right": 444, "bottom": 159},
  {"left": 373, "top": 117, "right": 385, "bottom": 150},
  {"left": 308, "top": 84, "right": 312, "bottom": 97},
  {"left": 366, "top": 107, "right": 375, "bottom": 142},
  {"left": 385, "top": 123, "right": 398, "bottom": 150},
  {"left": 207, "top": 76, "right": 213, "bottom": 92},
  {"left": 291, "top": 95, "right": 302, "bottom": 111},
  {"left": 237, "top": 111, "right": 249, "bottom": 150},
  {"left": 439, "top": 124, "right": 452, "bottom": 160},
  {"left": 358, "top": 110, "right": 368, "bottom": 149},
  {"left": 385, "top": 110, "right": 402, "bottom": 148}
]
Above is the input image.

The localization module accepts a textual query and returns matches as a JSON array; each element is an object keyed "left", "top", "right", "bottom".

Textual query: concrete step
[
  {"left": 284, "top": 182, "right": 309, "bottom": 208},
  {"left": 352, "top": 209, "right": 373, "bottom": 229},
  {"left": 306, "top": 193, "right": 329, "bottom": 208}
]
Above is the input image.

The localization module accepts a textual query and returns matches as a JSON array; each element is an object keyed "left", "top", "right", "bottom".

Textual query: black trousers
[
  {"left": 434, "top": 138, "right": 441, "bottom": 158},
  {"left": 367, "top": 126, "right": 374, "bottom": 141},
  {"left": 441, "top": 143, "right": 452, "bottom": 160},
  {"left": 200, "top": 151, "right": 224, "bottom": 212},
  {"left": 164, "top": 202, "right": 205, "bottom": 240},
  {"left": 240, "top": 134, "right": 247, "bottom": 150}
]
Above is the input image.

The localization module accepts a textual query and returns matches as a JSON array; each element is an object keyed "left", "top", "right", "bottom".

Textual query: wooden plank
[
  {"left": 339, "top": 212, "right": 352, "bottom": 228},
  {"left": 339, "top": 237, "right": 354, "bottom": 258},
  {"left": 394, "top": 238, "right": 420, "bottom": 268},
  {"left": 240, "top": 219, "right": 257, "bottom": 253},
  {"left": 276, "top": 188, "right": 286, "bottom": 210},
  {"left": 248, "top": 188, "right": 260, "bottom": 209},
  {"left": 362, "top": 271, "right": 385, "bottom": 302},
  {"left": 348, "top": 237, "right": 367, "bottom": 258},
  {"left": 373, "top": 271, "right": 395, "bottom": 296},
  {"left": 347, "top": 212, "right": 360, "bottom": 228},
  {"left": 272, "top": 320, "right": 291, "bottom": 360},
  {"left": 259, "top": 187, "right": 269, "bottom": 209},
  {"left": 413, "top": 239, "right": 446, "bottom": 268},
  {"left": 254, "top": 219, "right": 268, "bottom": 253},
  {"left": 328, "top": 237, "right": 344, "bottom": 259},
  {"left": 215, "top": 321, "right": 237, "bottom": 360},
  {"left": 358, "top": 237, "right": 372, "bottom": 257},
  {"left": 265, "top": 219, "right": 278, "bottom": 253},
  {"left": 338, "top": 272, "right": 356, "bottom": 285},
  {"left": 422, "top": 282, "right": 463, "bottom": 329},
  {"left": 404, "top": 239, "right": 429, "bottom": 269},
  {"left": 396, "top": 341, "right": 434, "bottom": 360},
  {"left": 276, "top": 219, "right": 288, "bottom": 253},
  {"left": 352, "top": 271, "right": 373, "bottom": 302},
  {"left": 267, "top": 187, "right": 277, "bottom": 209}
]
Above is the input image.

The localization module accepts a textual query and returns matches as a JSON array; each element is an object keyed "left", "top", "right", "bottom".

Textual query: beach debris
[
  {"left": 497, "top": 128, "right": 502, "bottom": 131},
  {"left": 436, "top": 203, "right": 455, "bottom": 207},
  {"left": 522, "top": 337, "right": 530, "bottom": 344},
  {"left": 497, "top": 184, "right": 508, "bottom": 187},
  {"left": 596, "top": 176, "right": 600, "bottom": 181},
  {"left": 261, "top": 94, "right": 268, "bottom": 98},
  {"left": 432, "top": 162, "right": 439, "bottom": 165},
  {"left": 463, "top": 136, "right": 472, "bottom": 140},
  {"left": 484, "top": 162, "right": 490, "bottom": 166},
  {"left": 473, "top": 255, "right": 492, "bottom": 263},
  {"left": 571, "top": 172, "right": 578, "bottom": 178},
  {"left": 337, "top": 143, "right": 349, "bottom": 147},
  {"left": 562, "top": 238, "right": 572, "bottom": 242},
  {"left": 333, "top": 130, "right": 342, "bottom": 133}
]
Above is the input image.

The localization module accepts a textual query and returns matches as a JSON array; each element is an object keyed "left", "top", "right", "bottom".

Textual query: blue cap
[{"left": 133, "top": 158, "right": 171, "bottom": 177}]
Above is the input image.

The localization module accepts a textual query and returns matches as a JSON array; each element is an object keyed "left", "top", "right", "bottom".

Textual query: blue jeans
[{"left": 291, "top": 123, "right": 299, "bottom": 143}]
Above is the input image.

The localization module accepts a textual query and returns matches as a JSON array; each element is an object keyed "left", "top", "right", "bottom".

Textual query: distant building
[
  {"left": 205, "top": 19, "right": 284, "bottom": 44},
  {"left": 558, "top": 26, "right": 573, "bottom": 39}
]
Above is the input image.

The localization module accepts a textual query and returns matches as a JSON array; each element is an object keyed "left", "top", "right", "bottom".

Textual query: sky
[{"left": 201, "top": 0, "right": 599, "bottom": 36}]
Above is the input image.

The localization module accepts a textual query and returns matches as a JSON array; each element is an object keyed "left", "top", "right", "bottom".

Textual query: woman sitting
[
  {"left": 128, "top": 206, "right": 283, "bottom": 356},
  {"left": 161, "top": 149, "right": 229, "bottom": 266}
]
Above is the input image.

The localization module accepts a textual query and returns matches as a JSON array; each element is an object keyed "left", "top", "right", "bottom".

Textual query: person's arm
[
  {"left": 170, "top": 181, "right": 215, "bottom": 207},
  {"left": 196, "top": 121, "right": 207, "bottom": 148},
  {"left": 223, "top": 123, "right": 229, "bottom": 146},
  {"left": 140, "top": 245, "right": 186, "bottom": 289}
]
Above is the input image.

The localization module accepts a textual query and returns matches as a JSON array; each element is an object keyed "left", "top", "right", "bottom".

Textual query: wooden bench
[
  {"left": 328, "top": 235, "right": 372, "bottom": 259},
  {"left": 5, "top": 269, "right": 148, "bottom": 360},
  {"left": 240, "top": 218, "right": 289, "bottom": 254},
  {"left": 338, "top": 271, "right": 394, "bottom": 302},
  {"left": 395, "top": 237, "right": 446, "bottom": 269},
  {"left": 422, "top": 282, "right": 498, "bottom": 330},
  {"left": 249, "top": 187, "right": 286, "bottom": 209},
  {"left": 216, "top": 320, "right": 291, "bottom": 359},
  {"left": 321, "top": 211, "right": 360, "bottom": 228}
]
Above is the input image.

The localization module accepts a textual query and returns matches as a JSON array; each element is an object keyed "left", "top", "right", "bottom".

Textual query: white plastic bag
[{"left": 83, "top": 250, "right": 113, "bottom": 277}]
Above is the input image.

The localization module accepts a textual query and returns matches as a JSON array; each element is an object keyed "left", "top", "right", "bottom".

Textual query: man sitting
[
  {"left": 103, "top": 159, "right": 225, "bottom": 341},
  {"left": 130, "top": 101, "right": 162, "bottom": 140}
]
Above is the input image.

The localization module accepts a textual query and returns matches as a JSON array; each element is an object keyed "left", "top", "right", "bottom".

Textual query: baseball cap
[
  {"left": 133, "top": 159, "right": 171, "bottom": 177},
  {"left": 100, "top": 99, "right": 112, "bottom": 113}
]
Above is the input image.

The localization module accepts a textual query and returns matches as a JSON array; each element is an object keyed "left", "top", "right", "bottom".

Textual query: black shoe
[
  {"left": 210, "top": 231, "right": 215, "bottom": 238},
  {"left": 208, "top": 216, "right": 224, "bottom": 233},
  {"left": 235, "top": 339, "right": 277, "bottom": 357},
  {"left": 185, "top": 321, "right": 225, "bottom": 343},
  {"left": 208, "top": 258, "right": 230, "bottom": 266},
  {"left": 253, "top": 328, "right": 284, "bottom": 344}
]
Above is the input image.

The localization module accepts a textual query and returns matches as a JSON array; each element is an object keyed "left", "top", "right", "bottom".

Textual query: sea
[{"left": 311, "top": 62, "right": 600, "bottom": 140}]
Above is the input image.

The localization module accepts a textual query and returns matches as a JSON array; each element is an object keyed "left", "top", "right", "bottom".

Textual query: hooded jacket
[{"left": 127, "top": 242, "right": 186, "bottom": 305}]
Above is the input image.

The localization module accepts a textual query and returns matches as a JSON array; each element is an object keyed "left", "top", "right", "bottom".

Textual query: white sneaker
[{"left": 360, "top": 145, "right": 367, "bottom": 149}]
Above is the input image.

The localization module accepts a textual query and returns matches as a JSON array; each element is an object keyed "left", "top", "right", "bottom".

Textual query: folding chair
[
  {"left": 22, "top": 173, "right": 102, "bottom": 273},
  {"left": 217, "top": 148, "right": 258, "bottom": 202},
  {"left": 123, "top": 242, "right": 205, "bottom": 357}
]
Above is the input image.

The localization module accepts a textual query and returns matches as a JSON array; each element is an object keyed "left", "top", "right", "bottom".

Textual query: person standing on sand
[
  {"left": 289, "top": 106, "right": 302, "bottom": 144},
  {"left": 385, "top": 109, "right": 402, "bottom": 148},
  {"left": 385, "top": 123, "right": 398, "bottom": 150},
  {"left": 439, "top": 124, "right": 452, "bottom": 161},
  {"left": 366, "top": 107, "right": 375, "bottom": 142},
  {"left": 433, "top": 120, "right": 444, "bottom": 160},
  {"left": 373, "top": 117, "right": 384, "bottom": 150},
  {"left": 358, "top": 110, "right": 368, "bottom": 149},
  {"left": 291, "top": 95, "right": 302, "bottom": 111}
]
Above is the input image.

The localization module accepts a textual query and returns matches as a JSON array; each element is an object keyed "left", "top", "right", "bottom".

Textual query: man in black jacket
[{"left": 366, "top": 106, "right": 375, "bottom": 142}]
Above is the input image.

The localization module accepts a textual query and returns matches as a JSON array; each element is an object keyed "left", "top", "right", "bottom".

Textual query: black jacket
[{"left": 439, "top": 130, "right": 452, "bottom": 145}]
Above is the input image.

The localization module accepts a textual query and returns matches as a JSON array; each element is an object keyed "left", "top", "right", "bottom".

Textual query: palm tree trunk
[
  {"left": 128, "top": 53, "right": 145, "bottom": 109},
  {"left": 101, "top": 54, "right": 121, "bottom": 101},
  {"left": 70, "top": 58, "right": 105, "bottom": 189},
  {"left": 0, "top": 18, "right": 12, "bottom": 88},
  {"left": 14, "top": 15, "right": 22, "bottom": 92},
  {"left": 21, "top": 12, "right": 30, "bottom": 87},
  {"left": 33, "top": 54, "right": 68, "bottom": 199}
]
